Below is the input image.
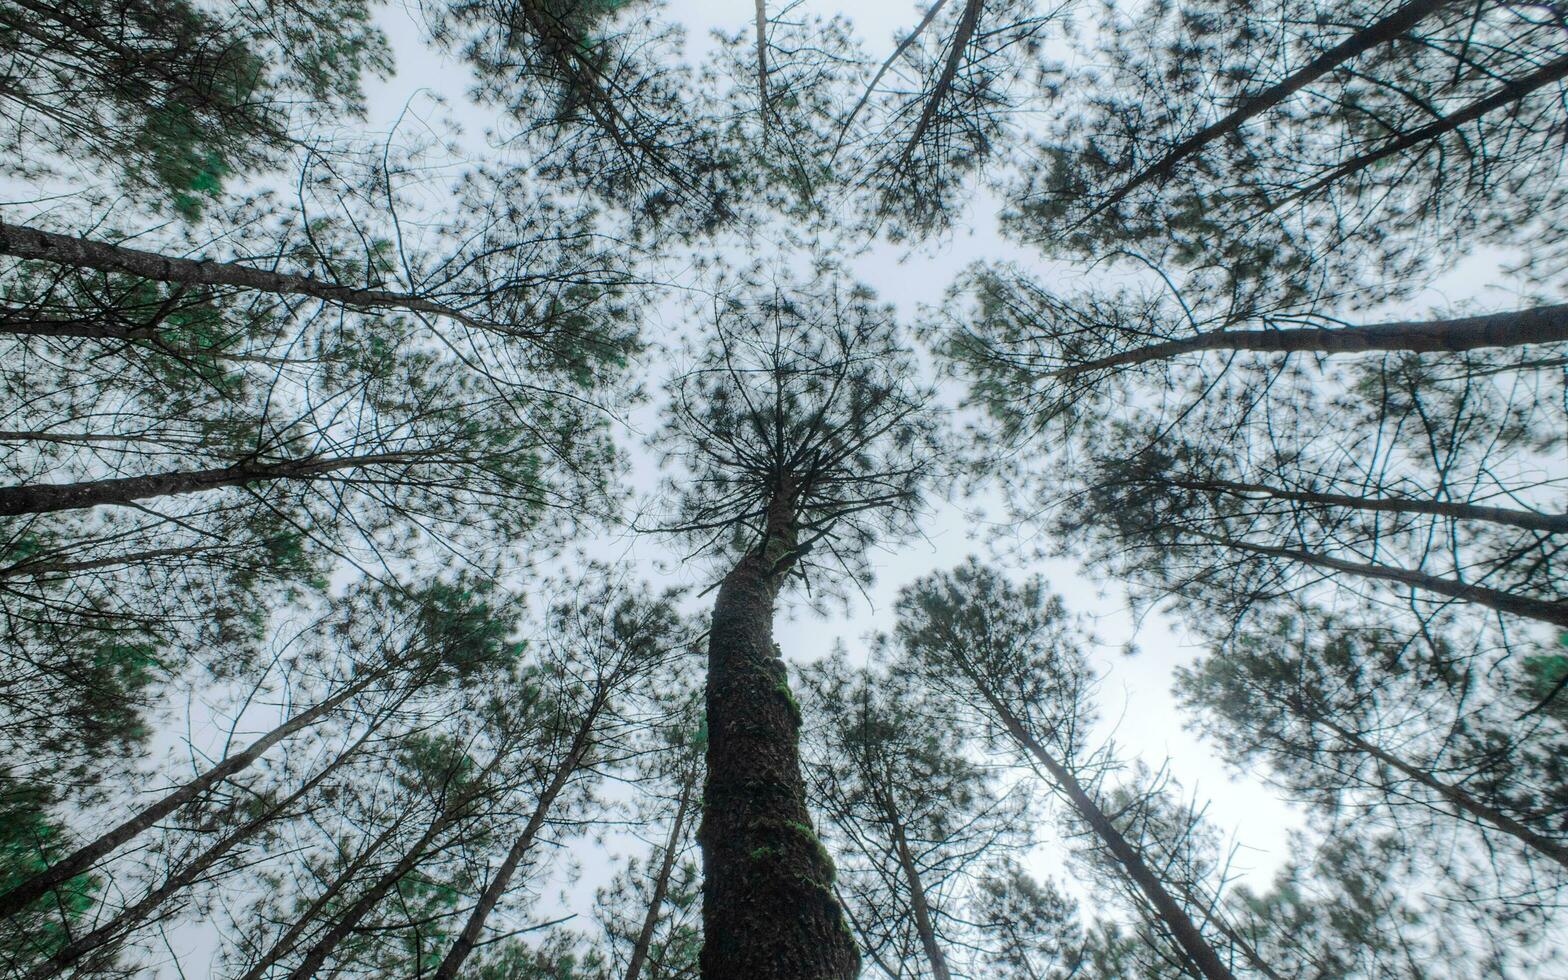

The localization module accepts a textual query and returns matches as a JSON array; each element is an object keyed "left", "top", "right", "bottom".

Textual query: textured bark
[
  {"left": 698, "top": 491, "right": 860, "bottom": 980},
  {"left": 0, "top": 672, "right": 376, "bottom": 921},
  {"left": 1158, "top": 476, "right": 1568, "bottom": 535},
  {"left": 1214, "top": 537, "right": 1568, "bottom": 628},
  {"left": 432, "top": 706, "right": 601, "bottom": 979},
  {"left": 1309, "top": 712, "right": 1568, "bottom": 870},
  {"left": 0, "top": 451, "right": 415, "bottom": 516},
  {"left": 0, "top": 219, "right": 496, "bottom": 332},
  {"left": 1087, "top": 0, "right": 1450, "bottom": 217},
  {"left": 1056, "top": 303, "right": 1568, "bottom": 377},
  {"left": 977, "top": 690, "right": 1237, "bottom": 980},
  {"left": 625, "top": 768, "right": 697, "bottom": 980}
]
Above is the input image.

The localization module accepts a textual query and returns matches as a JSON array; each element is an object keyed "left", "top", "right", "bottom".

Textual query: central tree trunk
[{"left": 699, "top": 489, "right": 860, "bottom": 980}]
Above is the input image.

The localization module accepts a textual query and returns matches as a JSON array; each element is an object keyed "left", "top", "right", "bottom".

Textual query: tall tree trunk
[
  {"left": 1084, "top": 0, "right": 1451, "bottom": 218},
  {"left": 285, "top": 812, "right": 458, "bottom": 980},
  {"left": 1286, "top": 54, "right": 1568, "bottom": 205},
  {"left": 974, "top": 687, "right": 1237, "bottom": 980},
  {"left": 0, "top": 670, "right": 380, "bottom": 921},
  {"left": 896, "top": 0, "right": 984, "bottom": 171},
  {"left": 698, "top": 488, "right": 859, "bottom": 980},
  {"left": 432, "top": 702, "right": 604, "bottom": 980},
  {"left": 1057, "top": 303, "right": 1568, "bottom": 377},
  {"left": 625, "top": 768, "right": 698, "bottom": 980},
  {"left": 0, "top": 545, "right": 223, "bottom": 578},
  {"left": 1156, "top": 475, "right": 1568, "bottom": 535},
  {"left": 1212, "top": 536, "right": 1568, "bottom": 628},
  {"left": 25, "top": 724, "right": 379, "bottom": 978},
  {"left": 0, "top": 451, "right": 417, "bottom": 517},
  {"left": 877, "top": 791, "right": 951, "bottom": 980},
  {"left": 234, "top": 818, "right": 407, "bottom": 980},
  {"left": 1307, "top": 710, "right": 1568, "bottom": 870},
  {"left": 0, "top": 219, "right": 496, "bottom": 332}
]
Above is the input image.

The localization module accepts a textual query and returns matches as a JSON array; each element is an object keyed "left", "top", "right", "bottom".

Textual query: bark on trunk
[
  {"left": 698, "top": 490, "right": 860, "bottom": 980},
  {"left": 1159, "top": 476, "right": 1568, "bottom": 535},
  {"left": 625, "top": 768, "right": 698, "bottom": 980},
  {"left": 0, "top": 672, "right": 377, "bottom": 921},
  {"left": 976, "top": 688, "right": 1237, "bottom": 980},
  {"left": 432, "top": 704, "right": 602, "bottom": 980},
  {"left": 1057, "top": 303, "right": 1568, "bottom": 377},
  {"left": 25, "top": 726, "right": 377, "bottom": 978},
  {"left": 1311, "top": 713, "right": 1568, "bottom": 870},
  {"left": 1215, "top": 537, "right": 1568, "bottom": 628},
  {"left": 1086, "top": 0, "right": 1450, "bottom": 217},
  {"left": 0, "top": 452, "right": 414, "bottom": 516},
  {"left": 0, "top": 219, "right": 495, "bottom": 332}
]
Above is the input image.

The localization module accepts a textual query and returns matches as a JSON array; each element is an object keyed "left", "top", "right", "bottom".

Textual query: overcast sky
[
  {"left": 135, "top": 0, "right": 1543, "bottom": 969},
  {"left": 349, "top": 0, "right": 1310, "bottom": 935}
]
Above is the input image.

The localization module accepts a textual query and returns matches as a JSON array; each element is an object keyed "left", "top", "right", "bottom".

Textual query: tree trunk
[
  {"left": 0, "top": 671, "right": 379, "bottom": 921},
  {"left": 1085, "top": 0, "right": 1450, "bottom": 218},
  {"left": 234, "top": 818, "right": 406, "bottom": 980},
  {"left": 0, "top": 545, "right": 223, "bottom": 579},
  {"left": 1287, "top": 54, "right": 1568, "bottom": 204},
  {"left": 432, "top": 703, "right": 603, "bottom": 980},
  {"left": 976, "top": 688, "right": 1237, "bottom": 980},
  {"left": 1311, "top": 713, "right": 1568, "bottom": 870},
  {"left": 1213, "top": 537, "right": 1568, "bottom": 628},
  {"left": 1058, "top": 303, "right": 1568, "bottom": 377},
  {"left": 698, "top": 488, "right": 860, "bottom": 980},
  {"left": 0, "top": 219, "right": 494, "bottom": 332},
  {"left": 878, "top": 792, "right": 951, "bottom": 980},
  {"left": 625, "top": 768, "right": 697, "bottom": 980},
  {"left": 1159, "top": 475, "right": 1568, "bottom": 535},
  {"left": 897, "top": 0, "right": 984, "bottom": 171},
  {"left": 25, "top": 725, "right": 378, "bottom": 978},
  {"left": 285, "top": 812, "right": 457, "bottom": 980},
  {"left": 0, "top": 451, "right": 416, "bottom": 516}
]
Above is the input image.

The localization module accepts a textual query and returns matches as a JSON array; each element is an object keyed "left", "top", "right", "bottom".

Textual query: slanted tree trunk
[
  {"left": 0, "top": 451, "right": 419, "bottom": 516},
  {"left": 698, "top": 486, "right": 859, "bottom": 980},
  {"left": 972, "top": 685, "right": 1237, "bottom": 980},
  {"left": 625, "top": 767, "right": 698, "bottom": 980},
  {"left": 25, "top": 725, "right": 379, "bottom": 978},
  {"left": 0, "top": 670, "right": 381, "bottom": 921},
  {"left": 1153, "top": 476, "right": 1568, "bottom": 535},
  {"left": 0, "top": 219, "right": 495, "bottom": 332},
  {"left": 432, "top": 701, "right": 604, "bottom": 979},
  {"left": 234, "top": 818, "right": 407, "bottom": 980},
  {"left": 1302, "top": 707, "right": 1568, "bottom": 870},
  {"left": 876, "top": 790, "right": 951, "bottom": 980},
  {"left": 286, "top": 820, "right": 453, "bottom": 980},
  {"left": 1209, "top": 536, "right": 1568, "bottom": 628},
  {"left": 1085, "top": 0, "right": 1451, "bottom": 217},
  {"left": 0, "top": 545, "right": 224, "bottom": 579},
  {"left": 896, "top": 0, "right": 983, "bottom": 171},
  {"left": 1286, "top": 54, "right": 1568, "bottom": 204},
  {"left": 1057, "top": 303, "right": 1568, "bottom": 378}
]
